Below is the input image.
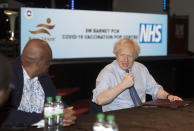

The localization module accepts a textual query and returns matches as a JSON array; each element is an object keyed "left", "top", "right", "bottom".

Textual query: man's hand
[
  {"left": 63, "top": 106, "right": 77, "bottom": 126},
  {"left": 167, "top": 95, "right": 183, "bottom": 102},
  {"left": 156, "top": 88, "right": 183, "bottom": 101},
  {"left": 121, "top": 73, "right": 134, "bottom": 89}
]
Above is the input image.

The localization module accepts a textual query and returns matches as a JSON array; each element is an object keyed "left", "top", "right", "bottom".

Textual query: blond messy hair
[{"left": 113, "top": 38, "right": 140, "bottom": 59}]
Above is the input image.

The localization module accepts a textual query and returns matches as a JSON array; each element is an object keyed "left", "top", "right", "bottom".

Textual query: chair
[
  {"left": 89, "top": 101, "right": 102, "bottom": 113},
  {"left": 71, "top": 99, "right": 90, "bottom": 115},
  {"left": 56, "top": 87, "right": 80, "bottom": 97}
]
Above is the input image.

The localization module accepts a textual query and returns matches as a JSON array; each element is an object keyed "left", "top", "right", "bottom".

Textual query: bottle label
[
  {"left": 55, "top": 108, "right": 64, "bottom": 117},
  {"left": 44, "top": 107, "right": 54, "bottom": 118}
]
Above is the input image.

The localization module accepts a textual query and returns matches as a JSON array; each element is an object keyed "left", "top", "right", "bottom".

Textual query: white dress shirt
[
  {"left": 92, "top": 60, "right": 162, "bottom": 112},
  {"left": 18, "top": 67, "right": 45, "bottom": 113}
]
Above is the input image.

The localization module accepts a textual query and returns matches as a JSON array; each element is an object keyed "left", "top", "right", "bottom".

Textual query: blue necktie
[{"left": 126, "top": 69, "right": 142, "bottom": 107}]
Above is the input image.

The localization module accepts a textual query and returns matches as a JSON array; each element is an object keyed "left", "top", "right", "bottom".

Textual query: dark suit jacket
[{"left": 3, "top": 57, "right": 58, "bottom": 126}]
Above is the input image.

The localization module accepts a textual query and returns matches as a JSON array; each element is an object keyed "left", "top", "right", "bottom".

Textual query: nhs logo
[{"left": 139, "top": 23, "right": 162, "bottom": 43}]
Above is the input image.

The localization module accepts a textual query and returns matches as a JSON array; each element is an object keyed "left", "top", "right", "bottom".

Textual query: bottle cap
[
  {"left": 55, "top": 95, "right": 62, "bottom": 101},
  {"left": 97, "top": 113, "right": 104, "bottom": 120},
  {"left": 47, "top": 97, "right": 52, "bottom": 102},
  {"left": 107, "top": 115, "right": 115, "bottom": 121}
]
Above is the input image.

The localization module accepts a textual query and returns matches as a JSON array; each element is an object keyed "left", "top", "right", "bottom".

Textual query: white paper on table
[{"left": 32, "top": 119, "right": 45, "bottom": 128}]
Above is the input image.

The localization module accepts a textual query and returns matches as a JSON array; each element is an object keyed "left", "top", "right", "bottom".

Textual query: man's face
[
  {"left": 34, "top": 47, "right": 52, "bottom": 77},
  {"left": 117, "top": 48, "right": 135, "bottom": 70},
  {"left": 37, "top": 57, "right": 51, "bottom": 76}
]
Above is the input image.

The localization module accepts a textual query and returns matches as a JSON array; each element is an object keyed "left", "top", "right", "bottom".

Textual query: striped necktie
[{"left": 126, "top": 69, "right": 142, "bottom": 107}]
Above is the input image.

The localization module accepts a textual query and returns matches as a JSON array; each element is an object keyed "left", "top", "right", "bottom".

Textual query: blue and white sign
[
  {"left": 139, "top": 23, "right": 162, "bottom": 43},
  {"left": 20, "top": 7, "right": 168, "bottom": 59}
]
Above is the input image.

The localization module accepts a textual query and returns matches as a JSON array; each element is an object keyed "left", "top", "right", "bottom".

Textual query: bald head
[
  {"left": 21, "top": 39, "right": 52, "bottom": 78},
  {"left": 21, "top": 39, "right": 52, "bottom": 67}
]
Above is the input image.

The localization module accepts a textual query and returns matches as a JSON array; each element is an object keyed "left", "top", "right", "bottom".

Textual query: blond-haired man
[{"left": 92, "top": 38, "right": 182, "bottom": 112}]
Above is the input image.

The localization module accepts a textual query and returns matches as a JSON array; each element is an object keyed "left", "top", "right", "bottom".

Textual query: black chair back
[{"left": 89, "top": 101, "right": 102, "bottom": 113}]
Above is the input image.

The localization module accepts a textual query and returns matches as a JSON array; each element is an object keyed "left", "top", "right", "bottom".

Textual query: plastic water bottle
[
  {"left": 54, "top": 95, "right": 64, "bottom": 127},
  {"left": 93, "top": 113, "right": 105, "bottom": 131},
  {"left": 44, "top": 97, "right": 54, "bottom": 128},
  {"left": 105, "top": 115, "right": 118, "bottom": 131}
]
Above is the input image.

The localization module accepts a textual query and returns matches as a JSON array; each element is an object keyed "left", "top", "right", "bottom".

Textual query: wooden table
[{"left": 1, "top": 99, "right": 194, "bottom": 131}]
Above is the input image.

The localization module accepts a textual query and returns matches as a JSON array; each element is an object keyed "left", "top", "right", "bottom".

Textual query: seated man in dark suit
[
  {"left": 3, "top": 39, "right": 76, "bottom": 126},
  {"left": 0, "top": 54, "right": 12, "bottom": 107}
]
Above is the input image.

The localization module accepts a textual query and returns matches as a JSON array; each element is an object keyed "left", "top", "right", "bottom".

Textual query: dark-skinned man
[{"left": 3, "top": 39, "right": 76, "bottom": 127}]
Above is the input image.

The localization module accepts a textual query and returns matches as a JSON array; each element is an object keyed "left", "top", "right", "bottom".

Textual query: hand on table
[
  {"left": 167, "top": 95, "right": 183, "bottom": 102},
  {"left": 63, "top": 106, "right": 77, "bottom": 126}
]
